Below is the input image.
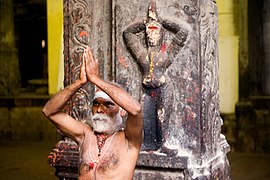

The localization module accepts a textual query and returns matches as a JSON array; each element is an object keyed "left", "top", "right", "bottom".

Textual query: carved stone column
[
  {"left": 263, "top": 0, "right": 270, "bottom": 94},
  {"left": 48, "top": 0, "right": 230, "bottom": 179},
  {"left": 236, "top": 0, "right": 270, "bottom": 153},
  {"left": 115, "top": 0, "right": 230, "bottom": 179},
  {"left": 47, "top": 0, "right": 112, "bottom": 179}
]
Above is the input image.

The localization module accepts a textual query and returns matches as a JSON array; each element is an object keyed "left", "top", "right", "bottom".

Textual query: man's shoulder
[
  {"left": 116, "top": 131, "right": 141, "bottom": 153},
  {"left": 78, "top": 124, "right": 93, "bottom": 143},
  {"left": 82, "top": 123, "right": 93, "bottom": 132}
]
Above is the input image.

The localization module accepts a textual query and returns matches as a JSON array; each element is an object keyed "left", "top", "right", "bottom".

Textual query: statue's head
[
  {"left": 146, "top": 1, "right": 163, "bottom": 47},
  {"left": 90, "top": 89, "right": 125, "bottom": 134},
  {"left": 146, "top": 21, "right": 163, "bottom": 47}
]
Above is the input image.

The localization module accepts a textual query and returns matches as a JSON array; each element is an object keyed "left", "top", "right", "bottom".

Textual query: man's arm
[
  {"left": 42, "top": 57, "right": 88, "bottom": 144},
  {"left": 84, "top": 47, "right": 143, "bottom": 148}
]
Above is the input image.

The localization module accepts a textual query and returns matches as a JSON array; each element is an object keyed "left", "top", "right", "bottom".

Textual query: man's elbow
[
  {"left": 132, "top": 104, "right": 142, "bottom": 116},
  {"left": 42, "top": 106, "right": 52, "bottom": 119}
]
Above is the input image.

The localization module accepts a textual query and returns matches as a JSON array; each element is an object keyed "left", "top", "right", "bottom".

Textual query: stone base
[
  {"left": 134, "top": 168, "right": 186, "bottom": 179},
  {"left": 137, "top": 152, "right": 188, "bottom": 169},
  {"left": 134, "top": 150, "right": 230, "bottom": 180},
  {"left": 48, "top": 139, "right": 79, "bottom": 180},
  {"left": 236, "top": 96, "right": 270, "bottom": 152}
]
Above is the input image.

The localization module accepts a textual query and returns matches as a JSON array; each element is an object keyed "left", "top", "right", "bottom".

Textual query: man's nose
[{"left": 97, "top": 104, "right": 105, "bottom": 113}]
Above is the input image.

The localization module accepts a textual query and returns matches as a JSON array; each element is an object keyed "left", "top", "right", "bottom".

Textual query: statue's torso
[{"left": 140, "top": 48, "right": 171, "bottom": 89}]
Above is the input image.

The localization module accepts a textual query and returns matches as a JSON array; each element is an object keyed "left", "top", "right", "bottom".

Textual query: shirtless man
[{"left": 42, "top": 47, "right": 143, "bottom": 179}]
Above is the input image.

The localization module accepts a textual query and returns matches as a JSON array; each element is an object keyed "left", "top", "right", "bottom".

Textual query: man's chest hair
[{"left": 97, "top": 152, "right": 119, "bottom": 172}]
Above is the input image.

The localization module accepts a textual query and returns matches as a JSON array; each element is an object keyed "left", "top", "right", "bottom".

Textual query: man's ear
[{"left": 120, "top": 108, "right": 127, "bottom": 117}]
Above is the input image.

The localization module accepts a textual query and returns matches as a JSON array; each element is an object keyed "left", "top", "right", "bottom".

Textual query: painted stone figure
[{"left": 123, "top": 2, "right": 188, "bottom": 156}]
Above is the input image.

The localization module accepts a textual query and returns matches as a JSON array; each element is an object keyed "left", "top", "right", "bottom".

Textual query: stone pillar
[
  {"left": 254, "top": 0, "right": 270, "bottom": 150},
  {"left": 115, "top": 0, "right": 230, "bottom": 179},
  {"left": 48, "top": 0, "right": 230, "bottom": 179},
  {"left": 48, "top": 0, "right": 113, "bottom": 179},
  {"left": 238, "top": 0, "right": 249, "bottom": 100},
  {"left": 263, "top": 0, "right": 270, "bottom": 95},
  {"left": 0, "top": 0, "right": 21, "bottom": 95},
  {"left": 236, "top": 0, "right": 270, "bottom": 153}
]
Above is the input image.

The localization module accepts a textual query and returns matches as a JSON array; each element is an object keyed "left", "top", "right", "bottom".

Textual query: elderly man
[{"left": 42, "top": 47, "right": 143, "bottom": 179}]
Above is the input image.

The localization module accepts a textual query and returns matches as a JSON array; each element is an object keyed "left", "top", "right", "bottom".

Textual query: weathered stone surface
[
  {"left": 137, "top": 152, "right": 188, "bottom": 169},
  {"left": 134, "top": 169, "right": 185, "bottom": 180},
  {"left": 48, "top": 140, "right": 79, "bottom": 179}
]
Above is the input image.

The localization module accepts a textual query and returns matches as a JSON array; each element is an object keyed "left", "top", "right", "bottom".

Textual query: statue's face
[
  {"left": 146, "top": 21, "right": 162, "bottom": 46},
  {"left": 90, "top": 91, "right": 122, "bottom": 134}
]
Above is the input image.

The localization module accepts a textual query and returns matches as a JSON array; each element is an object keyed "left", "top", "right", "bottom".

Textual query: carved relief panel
[
  {"left": 62, "top": 0, "right": 224, "bottom": 158},
  {"left": 114, "top": 0, "right": 203, "bottom": 155}
]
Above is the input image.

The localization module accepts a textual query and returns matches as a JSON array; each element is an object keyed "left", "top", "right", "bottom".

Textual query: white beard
[{"left": 90, "top": 112, "right": 122, "bottom": 134}]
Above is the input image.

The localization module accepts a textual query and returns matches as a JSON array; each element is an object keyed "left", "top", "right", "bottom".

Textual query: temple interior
[{"left": 0, "top": 0, "right": 269, "bottom": 179}]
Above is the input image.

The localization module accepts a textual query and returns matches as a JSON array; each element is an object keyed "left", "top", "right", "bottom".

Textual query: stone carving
[
  {"left": 123, "top": 1, "right": 189, "bottom": 155},
  {"left": 200, "top": 0, "right": 225, "bottom": 157},
  {"left": 48, "top": 1, "right": 97, "bottom": 178},
  {"left": 47, "top": 0, "right": 230, "bottom": 179}
]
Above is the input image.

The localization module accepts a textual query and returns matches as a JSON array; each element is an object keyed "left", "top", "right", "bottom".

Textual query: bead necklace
[
  {"left": 87, "top": 132, "right": 117, "bottom": 170},
  {"left": 79, "top": 131, "right": 118, "bottom": 180},
  {"left": 95, "top": 132, "right": 112, "bottom": 156}
]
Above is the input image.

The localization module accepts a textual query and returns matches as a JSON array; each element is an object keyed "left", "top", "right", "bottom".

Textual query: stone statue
[{"left": 123, "top": 1, "right": 188, "bottom": 156}]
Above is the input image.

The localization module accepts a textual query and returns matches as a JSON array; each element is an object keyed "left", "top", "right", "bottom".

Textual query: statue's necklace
[{"left": 149, "top": 51, "right": 155, "bottom": 77}]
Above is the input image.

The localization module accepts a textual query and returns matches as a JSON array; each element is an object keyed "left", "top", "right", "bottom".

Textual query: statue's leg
[
  {"left": 157, "top": 82, "right": 178, "bottom": 156},
  {"left": 140, "top": 90, "right": 159, "bottom": 151}
]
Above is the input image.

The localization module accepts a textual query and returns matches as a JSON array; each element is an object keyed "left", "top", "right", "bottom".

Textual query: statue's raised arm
[
  {"left": 123, "top": 20, "right": 147, "bottom": 64},
  {"left": 160, "top": 18, "right": 189, "bottom": 57}
]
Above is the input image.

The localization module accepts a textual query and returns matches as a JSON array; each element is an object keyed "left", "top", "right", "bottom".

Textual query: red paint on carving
[
  {"left": 79, "top": 31, "right": 89, "bottom": 37},
  {"left": 161, "top": 43, "right": 166, "bottom": 52},
  {"left": 151, "top": 91, "right": 156, "bottom": 97},
  {"left": 148, "top": 26, "right": 158, "bottom": 30},
  {"left": 118, "top": 56, "right": 129, "bottom": 69},
  {"left": 187, "top": 97, "right": 193, "bottom": 103}
]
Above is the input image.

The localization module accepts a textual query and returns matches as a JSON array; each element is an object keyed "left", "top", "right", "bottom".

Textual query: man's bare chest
[{"left": 79, "top": 133, "right": 127, "bottom": 174}]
